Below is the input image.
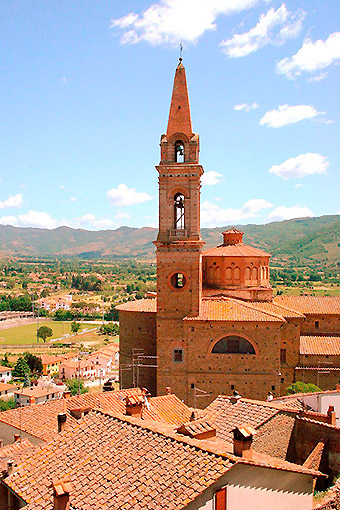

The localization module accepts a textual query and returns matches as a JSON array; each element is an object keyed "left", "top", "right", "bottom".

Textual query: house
[
  {"left": 0, "top": 387, "right": 194, "bottom": 446},
  {"left": 13, "top": 386, "right": 63, "bottom": 407},
  {"left": 58, "top": 359, "right": 97, "bottom": 380},
  {"left": 40, "top": 354, "right": 62, "bottom": 376},
  {"left": 1, "top": 407, "right": 323, "bottom": 510},
  {"left": 0, "top": 367, "right": 12, "bottom": 384},
  {"left": 0, "top": 383, "right": 18, "bottom": 400}
]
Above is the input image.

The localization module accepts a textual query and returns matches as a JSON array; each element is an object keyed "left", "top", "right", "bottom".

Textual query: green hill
[{"left": 0, "top": 215, "right": 340, "bottom": 266}]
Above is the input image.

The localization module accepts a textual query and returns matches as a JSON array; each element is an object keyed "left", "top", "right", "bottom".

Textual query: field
[
  {"left": 0, "top": 321, "right": 94, "bottom": 345},
  {"left": 274, "top": 283, "right": 340, "bottom": 296}
]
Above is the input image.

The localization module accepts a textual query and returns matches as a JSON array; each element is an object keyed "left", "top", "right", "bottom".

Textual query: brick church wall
[
  {"left": 301, "top": 316, "right": 340, "bottom": 335},
  {"left": 119, "top": 311, "right": 157, "bottom": 395}
]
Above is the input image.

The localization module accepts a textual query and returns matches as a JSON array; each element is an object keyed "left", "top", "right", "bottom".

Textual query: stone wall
[{"left": 118, "top": 311, "right": 157, "bottom": 395}]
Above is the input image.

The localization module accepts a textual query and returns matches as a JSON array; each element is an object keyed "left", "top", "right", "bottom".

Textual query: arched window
[
  {"left": 212, "top": 335, "right": 255, "bottom": 354},
  {"left": 234, "top": 267, "right": 240, "bottom": 283},
  {"left": 174, "top": 193, "right": 185, "bottom": 229},
  {"left": 175, "top": 141, "right": 185, "bottom": 163}
]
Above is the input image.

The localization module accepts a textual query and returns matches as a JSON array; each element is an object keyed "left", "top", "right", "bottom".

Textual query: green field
[{"left": 0, "top": 321, "right": 92, "bottom": 345}]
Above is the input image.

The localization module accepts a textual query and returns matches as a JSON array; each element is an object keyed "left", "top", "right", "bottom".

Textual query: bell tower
[{"left": 154, "top": 60, "right": 204, "bottom": 319}]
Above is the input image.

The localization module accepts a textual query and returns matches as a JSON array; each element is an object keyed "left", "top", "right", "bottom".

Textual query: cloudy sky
[{"left": 0, "top": 0, "right": 339, "bottom": 230}]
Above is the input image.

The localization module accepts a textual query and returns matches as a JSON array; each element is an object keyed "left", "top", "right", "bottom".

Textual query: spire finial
[{"left": 179, "top": 42, "right": 183, "bottom": 62}]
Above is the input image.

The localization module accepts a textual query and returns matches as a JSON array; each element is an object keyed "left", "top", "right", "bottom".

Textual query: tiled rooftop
[
  {"left": 0, "top": 365, "right": 12, "bottom": 372},
  {"left": 0, "top": 388, "right": 193, "bottom": 442},
  {"left": 300, "top": 335, "right": 340, "bottom": 355},
  {"left": 4, "top": 409, "right": 322, "bottom": 509},
  {"left": 274, "top": 295, "right": 340, "bottom": 315},
  {"left": 5, "top": 410, "right": 234, "bottom": 510},
  {"left": 0, "top": 438, "right": 36, "bottom": 473},
  {"left": 203, "top": 244, "right": 271, "bottom": 258},
  {"left": 249, "top": 301, "right": 305, "bottom": 319},
  {"left": 116, "top": 298, "right": 157, "bottom": 313},
  {"left": 204, "top": 395, "right": 281, "bottom": 443},
  {"left": 13, "top": 386, "right": 60, "bottom": 398},
  {"left": 0, "top": 382, "right": 18, "bottom": 393},
  {"left": 184, "top": 298, "right": 284, "bottom": 322}
]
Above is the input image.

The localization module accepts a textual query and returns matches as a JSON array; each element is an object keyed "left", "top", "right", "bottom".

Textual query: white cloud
[
  {"left": 76, "top": 213, "right": 115, "bottom": 230},
  {"left": 0, "top": 210, "right": 61, "bottom": 229},
  {"left": 277, "top": 32, "right": 340, "bottom": 79},
  {"left": 234, "top": 102, "right": 259, "bottom": 111},
  {"left": 269, "top": 153, "right": 329, "bottom": 180},
  {"left": 0, "top": 193, "right": 23, "bottom": 209},
  {"left": 294, "top": 183, "right": 303, "bottom": 189},
  {"left": 260, "top": 104, "right": 323, "bottom": 128},
  {"left": 59, "top": 185, "right": 65, "bottom": 190},
  {"left": 107, "top": 184, "right": 152, "bottom": 207},
  {"left": 220, "top": 4, "right": 304, "bottom": 58},
  {"left": 201, "top": 171, "right": 223, "bottom": 186},
  {"left": 201, "top": 198, "right": 272, "bottom": 227},
  {"left": 267, "top": 205, "right": 314, "bottom": 222},
  {"left": 111, "top": 0, "right": 261, "bottom": 46},
  {"left": 70, "top": 197, "right": 76, "bottom": 202}
]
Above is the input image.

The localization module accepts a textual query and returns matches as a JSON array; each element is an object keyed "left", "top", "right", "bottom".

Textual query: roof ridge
[
  {"left": 268, "top": 302, "right": 305, "bottom": 318},
  {"left": 228, "top": 298, "right": 286, "bottom": 322}
]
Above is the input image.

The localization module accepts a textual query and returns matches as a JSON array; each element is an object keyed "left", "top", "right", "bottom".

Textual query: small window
[
  {"left": 271, "top": 385, "right": 275, "bottom": 392},
  {"left": 215, "top": 488, "right": 226, "bottom": 510},
  {"left": 174, "top": 193, "right": 185, "bottom": 229},
  {"left": 174, "top": 349, "right": 183, "bottom": 362},
  {"left": 280, "top": 348, "right": 287, "bottom": 364},
  {"left": 191, "top": 383, "right": 195, "bottom": 389},
  {"left": 315, "top": 321, "right": 319, "bottom": 329},
  {"left": 231, "top": 384, "right": 235, "bottom": 390},
  {"left": 171, "top": 273, "right": 186, "bottom": 289}
]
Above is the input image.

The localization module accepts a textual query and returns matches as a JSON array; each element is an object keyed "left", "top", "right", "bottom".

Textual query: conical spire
[{"left": 166, "top": 59, "right": 192, "bottom": 138}]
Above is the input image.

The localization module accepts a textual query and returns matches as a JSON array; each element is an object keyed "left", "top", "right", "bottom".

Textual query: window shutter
[{"left": 215, "top": 488, "right": 226, "bottom": 510}]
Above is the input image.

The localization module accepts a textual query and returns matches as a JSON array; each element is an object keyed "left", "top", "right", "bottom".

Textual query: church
[{"left": 117, "top": 60, "right": 340, "bottom": 406}]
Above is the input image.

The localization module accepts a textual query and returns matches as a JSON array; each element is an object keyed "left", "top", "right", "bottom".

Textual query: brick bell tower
[{"left": 154, "top": 59, "right": 204, "bottom": 320}]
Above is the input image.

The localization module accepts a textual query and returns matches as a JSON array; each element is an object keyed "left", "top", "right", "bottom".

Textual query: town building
[
  {"left": 117, "top": 60, "right": 340, "bottom": 405},
  {"left": 13, "top": 386, "right": 63, "bottom": 407},
  {"left": 0, "top": 367, "right": 13, "bottom": 384}
]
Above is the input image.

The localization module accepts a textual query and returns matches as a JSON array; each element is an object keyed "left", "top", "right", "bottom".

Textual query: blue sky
[{"left": 0, "top": 0, "right": 339, "bottom": 230}]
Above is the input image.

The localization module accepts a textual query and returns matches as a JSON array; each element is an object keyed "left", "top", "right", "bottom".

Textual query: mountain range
[{"left": 0, "top": 215, "right": 340, "bottom": 265}]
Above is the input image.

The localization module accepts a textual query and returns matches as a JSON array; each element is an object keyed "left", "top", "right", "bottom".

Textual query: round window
[{"left": 171, "top": 273, "right": 186, "bottom": 289}]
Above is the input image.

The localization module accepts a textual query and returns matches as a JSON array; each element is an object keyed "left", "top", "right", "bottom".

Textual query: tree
[
  {"left": 24, "top": 353, "right": 43, "bottom": 375},
  {"left": 37, "top": 326, "right": 53, "bottom": 343},
  {"left": 286, "top": 381, "right": 322, "bottom": 395},
  {"left": 0, "top": 398, "right": 16, "bottom": 412},
  {"left": 104, "top": 305, "right": 119, "bottom": 322},
  {"left": 65, "top": 378, "right": 89, "bottom": 396},
  {"left": 71, "top": 321, "right": 81, "bottom": 335},
  {"left": 99, "top": 323, "right": 119, "bottom": 336},
  {"left": 12, "top": 356, "right": 31, "bottom": 381},
  {"left": 0, "top": 353, "right": 11, "bottom": 367}
]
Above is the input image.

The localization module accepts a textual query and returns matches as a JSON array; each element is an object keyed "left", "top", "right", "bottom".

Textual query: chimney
[
  {"left": 230, "top": 390, "right": 242, "bottom": 404},
  {"left": 327, "top": 405, "right": 336, "bottom": 426},
  {"left": 63, "top": 391, "right": 71, "bottom": 399},
  {"left": 233, "top": 424, "right": 256, "bottom": 458},
  {"left": 53, "top": 477, "right": 72, "bottom": 510},
  {"left": 29, "top": 395, "right": 35, "bottom": 406},
  {"left": 13, "top": 434, "right": 21, "bottom": 443},
  {"left": 58, "top": 413, "right": 67, "bottom": 433},
  {"left": 165, "top": 386, "right": 172, "bottom": 395},
  {"left": 0, "top": 439, "right": 3, "bottom": 448},
  {"left": 125, "top": 394, "right": 144, "bottom": 418},
  {"left": 7, "top": 460, "right": 14, "bottom": 475}
]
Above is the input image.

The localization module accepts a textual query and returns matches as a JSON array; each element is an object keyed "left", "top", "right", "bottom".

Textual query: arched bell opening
[
  {"left": 175, "top": 140, "right": 185, "bottom": 163},
  {"left": 174, "top": 193, "right": 185, "bottom": 230}
]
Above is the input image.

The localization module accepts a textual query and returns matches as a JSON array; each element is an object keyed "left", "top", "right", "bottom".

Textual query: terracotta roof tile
[
  {"left": 184, "top": 298, "right": 284, "bottom": 322},
  {"left": 116, "top": 298, "right": 157, "bottom": 313},
  {"left": 0, "top": 389, "right": 193, "bottom": 442},
  {"left": 0, "top": 365, "right": 12, "bottom": 372},
  {"left": 300, "top": 335, "right": 340, "bottom": 355},
  {"left": 0, "top": 382, "right": 18, "bottom": 393},
  {"left": 4, "top": 410, "right": 234, "bottom": 510},
  {"left": 204, "top": 396, "right": 281, "bottom": 443},
  {"left": 274, "top": 296, "right": 340, "bottom": 315},
  {"left": 0, "top": 438, "right": 36, "bottom": 473},
  {"left": 203, "top": 244, "right": 271, "bottom": 258},
  {"left": 249, "top": 301, "right": 305, "bottom": 319}
]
